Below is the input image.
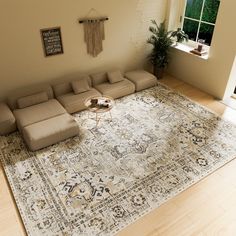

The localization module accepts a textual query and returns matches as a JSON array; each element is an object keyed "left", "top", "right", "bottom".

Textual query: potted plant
[
  {"left": 171, "top": 28, "right": 188, "bottom": 45},
  {"left": 147, "top": 20, "right": 173, "bottom": 79}
]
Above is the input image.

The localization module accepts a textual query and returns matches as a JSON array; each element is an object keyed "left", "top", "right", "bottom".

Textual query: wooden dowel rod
[{"left": 79, "top": 17, "right": 109, "bottom": 24}]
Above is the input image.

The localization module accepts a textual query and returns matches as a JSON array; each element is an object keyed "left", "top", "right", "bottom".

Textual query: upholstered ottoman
[
  {"left": 125, "top": 70, "right": 157, "bottom": 92},
  {"left": 22, "top": 113, "right": 79, "bottom": 151},
  {"left": 0, "top": 102, "right": 16, "bottom": 135},
  {"left": 12, "top": 98, "right": 80, "bottom": 151}
]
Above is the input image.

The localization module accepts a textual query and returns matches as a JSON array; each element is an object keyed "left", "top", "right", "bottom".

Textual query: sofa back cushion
[
  {"left": 53, "top": 76, "right": 92, "bottom": 97},
  {"left": 17, "top": 92, "right": 49, "bottom": 109},
  {"left": 7, "top": 84, "right": 54, "bottom": 110},
  {"left": 107, "top": 70, "right": 124, "bottom": 84},
  {"left": 91, "top": 72, "right": 108, "bottom": 86},
  {"left": 71, "top": 78, "right": 90, "bottom": 94},
  {"left": 53, "top": 83, "right": 73, "bottom": 97}
]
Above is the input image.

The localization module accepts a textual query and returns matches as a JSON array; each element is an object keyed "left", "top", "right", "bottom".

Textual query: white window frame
[{"left": 181, "top": 0, "right": 218, "bottom": 47}]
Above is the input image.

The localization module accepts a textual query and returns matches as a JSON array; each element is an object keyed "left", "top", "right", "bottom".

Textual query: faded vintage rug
[{"left": 1, "top": 83, "right": 236, "bottom": 236}]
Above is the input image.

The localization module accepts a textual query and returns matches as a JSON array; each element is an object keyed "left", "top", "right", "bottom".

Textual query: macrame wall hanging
[{"left": 79, "top": 8, "right": 109, "bottom": 57}]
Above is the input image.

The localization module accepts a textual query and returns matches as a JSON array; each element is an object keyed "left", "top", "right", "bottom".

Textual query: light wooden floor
[{"left": 1, "top": 75, "right": 236, "bottom": 236}]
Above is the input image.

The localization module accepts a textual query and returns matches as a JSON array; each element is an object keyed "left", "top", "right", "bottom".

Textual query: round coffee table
[{"left": 84, "top": 96, "right": 115, "bottom": 127}]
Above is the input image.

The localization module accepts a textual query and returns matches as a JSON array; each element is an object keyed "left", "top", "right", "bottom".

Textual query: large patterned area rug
[{"left": 1, "top": 83, "right": 236, "bottom": 236}]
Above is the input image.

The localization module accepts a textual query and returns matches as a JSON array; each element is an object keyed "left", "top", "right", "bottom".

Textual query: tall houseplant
[{"left": 147, "top": 20, "right": 173, "bottom": 79}]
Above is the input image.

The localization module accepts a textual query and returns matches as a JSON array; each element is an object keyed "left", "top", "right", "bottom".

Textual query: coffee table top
[{"left": 84, "top": 96, "right": 115, "bottom": 113}]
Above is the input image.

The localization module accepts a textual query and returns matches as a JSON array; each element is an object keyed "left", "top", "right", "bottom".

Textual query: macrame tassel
[
  {"left": 83, "top": 20, "right": 105, "bottom": 57},
  {"left": 100, "top": 21, "right": 105, "bottom": 40}
]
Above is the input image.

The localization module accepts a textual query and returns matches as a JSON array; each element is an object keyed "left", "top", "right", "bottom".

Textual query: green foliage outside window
[
  {"left": 202, "top": 0, "right": 220, "bottom": 23},
  {"left": 183, "top": 0, "right": 220, "bottom": 45}
]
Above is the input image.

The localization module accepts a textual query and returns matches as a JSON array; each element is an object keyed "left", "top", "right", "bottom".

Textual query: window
[{"left": 182, "top": 0, "right": 220, "bottom": 46}]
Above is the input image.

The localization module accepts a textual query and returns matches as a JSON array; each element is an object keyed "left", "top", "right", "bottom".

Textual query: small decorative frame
[{"left": 40, "top": 27, "right": 64, "bottom": 57}]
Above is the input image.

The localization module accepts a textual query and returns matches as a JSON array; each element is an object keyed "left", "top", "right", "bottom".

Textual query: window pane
[
  {"left": 202, "top": 0, "right": 220, "bottom": 23},
  {"left": 183, "top": 19, "right": 199, "bottom": 41},
  {"left": 198, "top": 23, "right": 215, "bottom": 45},
  {"left": 185, "top": 0, "right": 204, "bottom": 20}
]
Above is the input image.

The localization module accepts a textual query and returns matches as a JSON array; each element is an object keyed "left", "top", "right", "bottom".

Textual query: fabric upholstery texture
[
  {"left": 22, "top": 113, "right": 79, "bottom": 151},
  {"left": 125, "top": 70, "right": 157, "bottom": 91},
  {"left": 107, "top": 70, "right": 124, "bottom": 84},
  {"left": 7, "top": 84, "right": 54, "bottom": 110},
  {"left": 13, "top": 99, "right": 66, "bottom": 131},
  {"left": 71, "top": 78, "right": 90, "bottom": 94},
  {"left": 57, "top": 88, "right": 101, "bottom": 114},
  {"left": 17, "top": 92, "right": 49, "bottom": 109},
  {"left": 53, "top": 82, "right": 73, "bottom": 98},
  {"left": 53, "top": 76, "right": 92, "bottom": 97},
  {"left": 91, "top": 72, "right": 108, "bottom": 86},
  {"left": 94, "top": 79, "right": 135, "bottom": 99},
  {"left": 0, "top": 102, "right": 16, "bottom": 135}
]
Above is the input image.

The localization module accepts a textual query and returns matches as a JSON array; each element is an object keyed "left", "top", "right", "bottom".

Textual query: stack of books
[{"left": 190, "top": 48, "right": 208, "bottom": 56}]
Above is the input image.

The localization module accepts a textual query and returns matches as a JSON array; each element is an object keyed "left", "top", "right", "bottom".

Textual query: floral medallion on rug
[{"left": 1, "top": 83, "right": 236, "bottom": 236}]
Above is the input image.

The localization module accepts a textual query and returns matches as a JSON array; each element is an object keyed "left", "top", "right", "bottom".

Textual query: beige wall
[
  {"left": 0, "top": 0, "right": 167, "bottom": 100},
  {"left": 167, "top": 0, "right": 236, "bottom": 100}
]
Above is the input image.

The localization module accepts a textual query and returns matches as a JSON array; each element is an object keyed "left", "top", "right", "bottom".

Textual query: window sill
[{"left": 171, "top": 43, "right": 209, "bottom": 60}]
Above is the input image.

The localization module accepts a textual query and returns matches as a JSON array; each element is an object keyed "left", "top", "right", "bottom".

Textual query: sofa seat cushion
[
  {"left": 57, "top": 88, "right": 101, "bottom": 114},
  {"left": 22, "top": 113, "right": 79, "bottom": 151},
  {"left": 125, "top": 70, "right": 157, "bottom": 91},
  {"left": 94, "top": 79, "right": 135, "bottom": 99},
  {"left": 13, "top": 99, "right": 66, "bottom": 131},
  {"left": 0, "top": 102, "right": 16, "bottom": 135}
]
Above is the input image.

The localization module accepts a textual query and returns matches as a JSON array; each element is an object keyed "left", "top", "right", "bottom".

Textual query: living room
[{"left": 1, "top": 0, "right": 236, "bottom": 235}]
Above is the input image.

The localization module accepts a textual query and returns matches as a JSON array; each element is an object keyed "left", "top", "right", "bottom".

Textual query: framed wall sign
[{"left": 40, "top": 27, "right": 64, "bottom": 57}]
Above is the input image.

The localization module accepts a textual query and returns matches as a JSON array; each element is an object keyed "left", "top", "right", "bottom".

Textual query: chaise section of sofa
[
  {"left": 91, "top": 71, "right": 135, "bottom": 99},
  {"left": 53, "top": 76, "right": 101, "bottom": 114},
  {"left": 8, "top": 84, "right": 79, "bottom": 151}
]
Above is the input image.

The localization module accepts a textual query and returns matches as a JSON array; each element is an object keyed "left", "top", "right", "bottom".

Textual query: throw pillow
[
  {"left": 107, "top": 71, "right": 124, "bottom": 84},
  {"left": 71, "top": 78, "right": 90, "bottom": 94}
]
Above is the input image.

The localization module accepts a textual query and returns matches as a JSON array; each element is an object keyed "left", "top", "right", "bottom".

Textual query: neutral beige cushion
[
  {"left": 13, "top": 99, "right": 66, "bottom": 131},
  {"left": 7, "top": 84, "right": 54, "bottom": 110},
  {"left": 17, "top": 92, "right": 48, "bottom": 109},
  {"left": 53, "top": 82, "right": 73, "bottom": 97},
  {"left": 53, "top": 76, "right": 92, "bottom": 97},
  {"left": 71, "top": 78, "right": 90, "bottom": 94},
  {"left": 57, "top": 88, "right": 101, "bottom": 114},
  {"left": 125, "top": 70, "right": 157, "bottom": 91},
  {"left": 94, "top": 79, "right": 135, "bottom": 99},
  {"left": 0, "top": 102, "right": 16, "bottom": 135},
  {"left": 107, "top": 71, "right": 124, "bottom": 84},
  {"left": 91, "top": 72, "right": 108, "bottom": 86},
  {"left": 23, "top": 113, "right": 79, "bottom": 151}
]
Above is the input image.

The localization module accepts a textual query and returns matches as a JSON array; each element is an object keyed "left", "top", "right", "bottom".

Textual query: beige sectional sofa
[
  {"left": 0, "top": 102, "right": 16, "bottom": 135},
  {"left": 53, "top": 71, "right": 136, "bottom": 114},
  {"left": 91, "top": 72, "right": 135, "bottom": 99},
  {"left": 7, "top": 84, "right": 79, "bottom": 151},
  {"left": 53, "top": 76, "right": 101, "bottom": 114},
  {"left": 0, "top": 69, "right": 157, "bottom": 151},
  {"left": 125, "top": 70, "right": 157, "bottom": 92}
]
